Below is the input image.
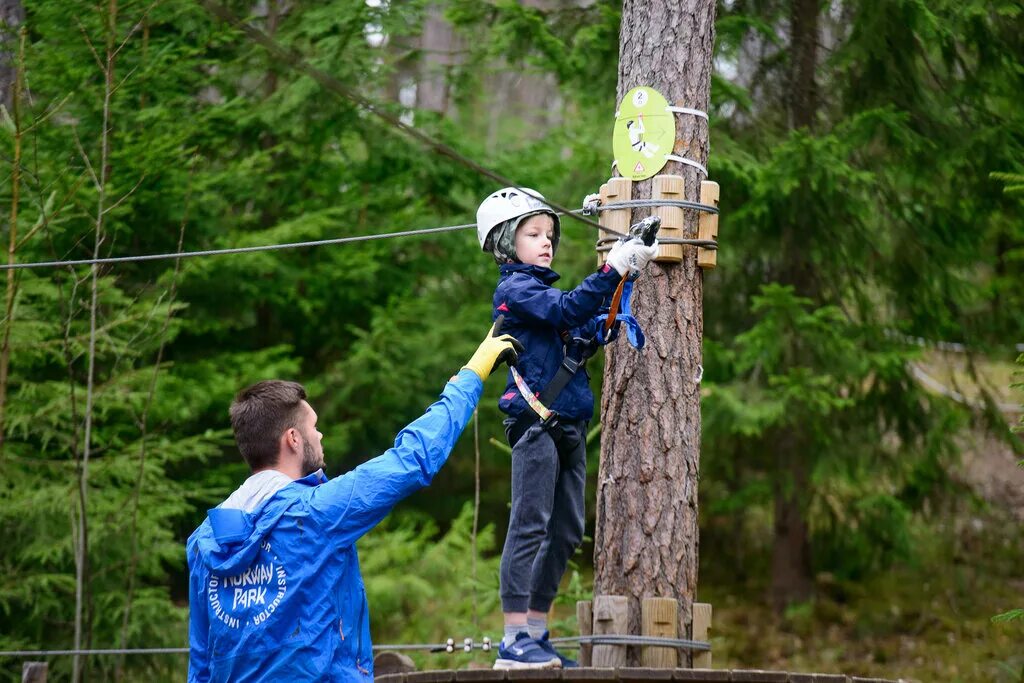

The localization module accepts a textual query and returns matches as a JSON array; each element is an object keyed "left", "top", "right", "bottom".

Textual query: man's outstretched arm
[{"left": 309, "top": 320, "right": 521, "bottom": 546}]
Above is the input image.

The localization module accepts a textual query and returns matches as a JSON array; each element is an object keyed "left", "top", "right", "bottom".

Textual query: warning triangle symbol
[{"left": 634, "top": 161, "right": 645, "bottom": 174}]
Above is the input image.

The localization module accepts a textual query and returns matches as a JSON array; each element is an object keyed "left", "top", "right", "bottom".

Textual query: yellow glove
[{"left": 462, "top": 315, "right": 524, "bottom": 382}]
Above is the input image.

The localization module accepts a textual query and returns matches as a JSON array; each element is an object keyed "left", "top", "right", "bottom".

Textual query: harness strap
[
  {"left": 509, "top": 366, "right": 552, "bottom": 422},
  {"left": 507, "top": 344, "right": 593, "bottom": 446}
]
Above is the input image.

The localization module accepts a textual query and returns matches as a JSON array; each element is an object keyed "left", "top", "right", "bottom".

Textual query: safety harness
[{"left": 506, "top": 216, "right": 660, "bottom": 447}]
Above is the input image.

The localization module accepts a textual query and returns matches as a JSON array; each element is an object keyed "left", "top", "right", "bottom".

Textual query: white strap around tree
[
  {"left": 666, "top": 105, "right": 709, "bottom": 121},
  {"left": 665, "top": 154, "right": 708, "bottom": 176}
]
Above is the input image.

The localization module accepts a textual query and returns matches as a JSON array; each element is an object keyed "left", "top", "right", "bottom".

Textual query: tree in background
[
  {"left": 0, "top": 0, "right": 1020, "bottom": 680},
  {"left": 700, "top": 0, "right": 1023, "bottom": 611}
]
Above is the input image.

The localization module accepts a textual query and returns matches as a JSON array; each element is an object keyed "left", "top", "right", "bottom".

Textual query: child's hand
[{"left": 606, "top": 237, "right": 660, "bottom": 277}]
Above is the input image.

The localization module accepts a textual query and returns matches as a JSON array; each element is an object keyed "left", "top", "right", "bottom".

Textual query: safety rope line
[
  {"left": 196, "top": 0, "right": 623, "bottom": 241},
  {"left": 550, "top": 634, "right": 711, "bottom": 652},
  {"left": 0, "top": 206, "right": 718, "bottom": 272},
  {"left": 583, "top": 199, "right": 719, "bottom": 215},
  {"left": 0, "top": 634, "right": 712, "bottom": 657},
  {"left": 595, "top": 237, "right": 718, "bottom": 250},
  {"left": 0, "top": 643, "right": 474, "bottom": 657},
  {"left": 0, "top": 8, "right": 723, "bottom": 273},
  {"left": 0, "top": 222, "right": 476, "bottom": 272}
]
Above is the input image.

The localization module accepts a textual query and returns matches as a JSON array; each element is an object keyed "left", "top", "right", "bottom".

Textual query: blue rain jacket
[
  {"left": 186, "top": 370, "right": 482, "bottom": 683},
  {"left": 493, "top": 263, "right": 621, "bottom": 421}
]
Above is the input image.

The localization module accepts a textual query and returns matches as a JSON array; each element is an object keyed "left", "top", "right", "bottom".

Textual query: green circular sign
[{"left": 612, "top": 86, "right": 675, "bottom": 181}]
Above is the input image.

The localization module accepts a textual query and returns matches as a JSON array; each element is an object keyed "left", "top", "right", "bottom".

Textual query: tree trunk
[
  {"left": 768, "top": 0, "right": 821, "bottom": 613},
  {"left": 770, "top": 433, "right": 813, "bottom": 611},
  {"left": 0, "top": 0, "right": 24, "bottom": 113},
  {"left": 594, "top": 0, "right": 716, "bottom": 666}
]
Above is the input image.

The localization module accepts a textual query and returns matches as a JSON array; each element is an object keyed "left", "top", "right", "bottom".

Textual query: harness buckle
[{"left": 540, "top": 410, "right": 561, "bottom": 432}]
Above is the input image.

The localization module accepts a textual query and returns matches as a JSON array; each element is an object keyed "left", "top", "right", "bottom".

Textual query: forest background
[{"left": 0, "top": 0, "right": 1021, "bottom": 681}]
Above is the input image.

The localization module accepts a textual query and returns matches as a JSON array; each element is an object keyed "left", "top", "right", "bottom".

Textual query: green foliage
[
  {"left": 360, "top": 503, "right": 500, "bottom": 644},
  {"left": 0, "top": 0, "right": 1021, "bottom": 679}
]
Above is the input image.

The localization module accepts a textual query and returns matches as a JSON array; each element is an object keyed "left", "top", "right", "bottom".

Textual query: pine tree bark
[
  {"left": 0, "top": 0, "right": 24, "bottom": 113},
  {"left": 594, "top": 0, "right": 716, "bottom": 666}
]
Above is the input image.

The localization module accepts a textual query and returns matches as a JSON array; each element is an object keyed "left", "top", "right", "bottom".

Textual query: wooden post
[
  {"left": 22, "top": 662, "right": 48, "bottom": 683},
  {"left": 641, "top": 597, "right": 678, "bottom": 668},
  {"left": 596, "top": 177, "right": 633, "bottom": 267},
  {"left": 652, "top": 175, "right": 685, "bottom": 263},
  {"left": 577, "top": 600, "right": 593, "bottom": 667},
  {"left": 591, "top": 594, "right": 629, "bottom": 667},
  {"left": 697, "top": 181, "right": 719, "bottom": 269},
  {"left": 691, "top": 602, "right": 712, "bottom": 669}
]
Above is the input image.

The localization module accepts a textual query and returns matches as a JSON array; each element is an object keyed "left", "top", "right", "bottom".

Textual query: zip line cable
[
  {"left": 0, "top": 5, "right": 721, "bottom": 272},
  {"left": 0, "top": 222, "right": 476, "bottom": 271},
  {"left": 197, "top": 0, "right": 622, "bottom": 240},
  {"left": 0, "top": 206, "right": 717, "bottom": 272}
]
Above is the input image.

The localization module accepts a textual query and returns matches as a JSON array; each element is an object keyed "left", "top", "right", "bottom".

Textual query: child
[{"left": 475, "top": 187, "right": 659, "bottom": 669}]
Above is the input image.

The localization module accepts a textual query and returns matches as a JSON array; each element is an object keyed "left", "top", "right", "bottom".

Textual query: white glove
[{"left": 606, "top": 237, "right": 659, "bottom": 277}]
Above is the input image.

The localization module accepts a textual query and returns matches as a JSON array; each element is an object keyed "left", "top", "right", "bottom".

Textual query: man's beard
[{"left": 301, "top": 438, "right": 321, "bottom": 476}]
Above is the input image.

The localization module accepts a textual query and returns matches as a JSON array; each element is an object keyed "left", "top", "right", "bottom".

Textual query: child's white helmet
[{"left": 476, "top": 187, "right": 561, "bottom": 260}]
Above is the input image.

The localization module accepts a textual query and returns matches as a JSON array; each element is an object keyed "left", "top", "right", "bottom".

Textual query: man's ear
[{"left": 282, "top": 427, "right": 299, "bottom": 453}]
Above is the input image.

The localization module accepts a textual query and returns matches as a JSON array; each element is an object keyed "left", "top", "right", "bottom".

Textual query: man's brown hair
[{"left": 229, "top": 380, "right": 307, "bottom": 471}]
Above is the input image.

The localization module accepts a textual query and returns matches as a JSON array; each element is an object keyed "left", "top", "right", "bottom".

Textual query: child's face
[{"left": 514, "top": 214, "right": 555, "bottom": 268}]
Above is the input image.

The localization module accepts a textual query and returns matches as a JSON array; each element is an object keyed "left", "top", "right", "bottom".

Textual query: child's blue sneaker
[
  {"left": 535, "top": 631, "right": 578, "bottom": 668},
  {"left": 493, "top": 632, "right": 562, "bottom": 670}
]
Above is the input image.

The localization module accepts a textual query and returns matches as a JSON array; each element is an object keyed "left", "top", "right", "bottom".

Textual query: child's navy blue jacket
[{"left": 493, "top": 263, "right": 621, "bottom": 422}]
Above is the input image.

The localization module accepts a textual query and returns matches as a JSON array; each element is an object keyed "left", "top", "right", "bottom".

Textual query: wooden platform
[{"left": 376, "top": 668, "right": 899, "bottom": 683}]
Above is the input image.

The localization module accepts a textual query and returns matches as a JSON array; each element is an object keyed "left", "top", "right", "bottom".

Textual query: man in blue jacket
[{"left": 187, "top": 321, "right": 522, "bottom": 682}]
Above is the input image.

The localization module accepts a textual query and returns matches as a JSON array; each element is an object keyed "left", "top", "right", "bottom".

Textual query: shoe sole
[{"left": 493, "top": 658, "right": 561, "bottom": 670}]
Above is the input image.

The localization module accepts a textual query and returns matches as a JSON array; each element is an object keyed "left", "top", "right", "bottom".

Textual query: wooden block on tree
[
  {"left": 21, "top": 663, "right": 48, "bottom": 683},
  {"left": 641, "top": 597, "right": 678, "bottom": 668},
  {"left": 577, "top": 600, "right": 593, "bottom": 667},
  {"left": 597, "top": 178, "right": 633, "bottom": 267},
  {"left": 691, "top": 603, "right": 712, "bottom": 669},
  {"left": 697, "top": 181, "right": 719, "bottom": 269},
  {"left": 592, "top": 594, "right": 629, "bottom": 668},
  {"left": 652, "top": 175, "right": 685, "bottom": 263}
]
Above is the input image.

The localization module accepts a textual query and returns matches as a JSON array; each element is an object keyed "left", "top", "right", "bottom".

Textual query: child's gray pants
[{"left": 499, "top": 419, "right": 587, "bottom": 614}]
